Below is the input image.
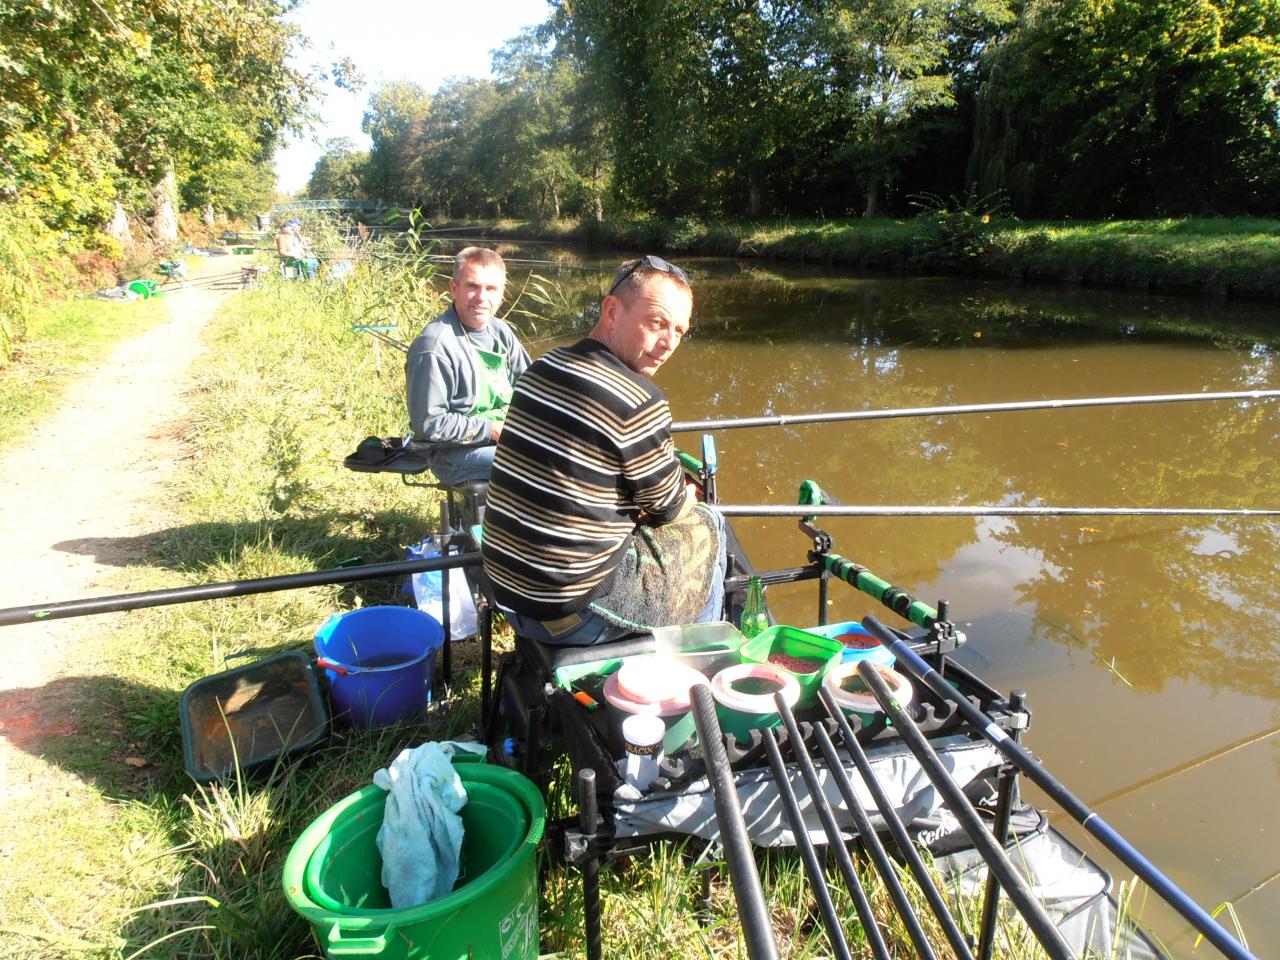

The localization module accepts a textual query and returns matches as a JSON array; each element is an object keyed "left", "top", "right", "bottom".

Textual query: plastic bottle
[{"left": 739, "top": 575, "right": 769, "bottom": 638}]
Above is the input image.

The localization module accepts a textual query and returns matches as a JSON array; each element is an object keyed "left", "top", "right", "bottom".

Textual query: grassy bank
[
  {"left": 479, "top": 215, "right": 1280, "bottom": 302},
  {"left": 0, "top": 266, "right": 1069, "bottom": 958}
]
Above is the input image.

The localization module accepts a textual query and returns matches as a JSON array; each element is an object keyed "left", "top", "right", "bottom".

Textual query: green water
[{"left": 456, "top": 239, "right": 1280, "bottom": 951}]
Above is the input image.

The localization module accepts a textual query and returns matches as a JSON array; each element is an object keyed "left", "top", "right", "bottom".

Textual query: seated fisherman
[
  {"left": 275, "top": 219, "right": 318, "bottom": 279},
  {"left": 405, "top": 247, "right": 531, "bottom": 485},
  {"left": 481, "top": 255, "right": 726, "bottom": 646}
]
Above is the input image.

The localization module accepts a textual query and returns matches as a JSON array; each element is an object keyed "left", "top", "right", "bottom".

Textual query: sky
[{"left": 274, "top": 0, "right": 552, "bottom": 195}]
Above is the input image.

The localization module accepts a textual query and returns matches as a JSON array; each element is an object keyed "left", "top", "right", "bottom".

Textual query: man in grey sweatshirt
[{"left": 405, "top": 248, "right": 531, "bottom": 485}]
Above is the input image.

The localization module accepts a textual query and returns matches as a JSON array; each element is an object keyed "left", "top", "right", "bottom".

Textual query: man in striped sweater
[{"left": 482, "top": 256, "right": 726, "bottom": 646}]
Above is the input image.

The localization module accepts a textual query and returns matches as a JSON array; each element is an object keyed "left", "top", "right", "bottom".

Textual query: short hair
[
  {"left": 608, "top": 256, "right": 692, "bottom": 304},
  {"left": 453, "top": 246, "right": 506, "bottom": 282}
]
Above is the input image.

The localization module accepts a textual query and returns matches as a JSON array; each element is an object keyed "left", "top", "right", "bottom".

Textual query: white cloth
[{"left": 372, "top": 742, "right": 473, "bottom": 908}]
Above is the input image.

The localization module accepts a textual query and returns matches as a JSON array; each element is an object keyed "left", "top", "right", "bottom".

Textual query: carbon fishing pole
[
  {"left": 0, "top": 553, "right": 482, "bottom": 628},
  {"left": 860, "top": 614, "right": 1259, "bottom": 960},
  {"left": 715, "top": 504, "right": 1280, "bottom": 517},
  {"left": 671, "top": 389, "right": 1280, "bottom": 433}
]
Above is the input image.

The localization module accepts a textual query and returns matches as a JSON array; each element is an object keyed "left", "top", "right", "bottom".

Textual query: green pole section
[
  {"left": 821, "top": 553, "right": 939, "bottom": 631},
  {"left": 676, "top": 450, "right": 704, "bottom": 473}
]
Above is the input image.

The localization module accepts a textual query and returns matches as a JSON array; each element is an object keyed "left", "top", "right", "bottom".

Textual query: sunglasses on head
[{"left": 607, "top": 254, "right": 689, "bottom": 297}]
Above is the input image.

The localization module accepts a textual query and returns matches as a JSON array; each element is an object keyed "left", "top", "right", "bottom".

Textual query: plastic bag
[{"left": 405, "top": 536, "right": 478, "bottom": 640}]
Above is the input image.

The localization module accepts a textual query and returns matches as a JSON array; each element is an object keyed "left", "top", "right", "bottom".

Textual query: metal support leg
[
  {"left": 977, "top": 689, "right": 1027, "bottom": 960},
  {"left": 577, "top": 769, "right": 603, "bottom": 960},
  {"left": 441, "top": 542, "right": 452, "bottom": 686},
  {"left": 480, "top": 599, "right": 493, "bottom": 735},
  {"left": 698, "top": 853, "right": 714, "bottom": 925}
]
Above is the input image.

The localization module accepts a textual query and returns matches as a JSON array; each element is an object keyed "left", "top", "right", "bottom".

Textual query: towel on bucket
[{"left": 373, "top": 742, "right": 475, "bottom": 908}]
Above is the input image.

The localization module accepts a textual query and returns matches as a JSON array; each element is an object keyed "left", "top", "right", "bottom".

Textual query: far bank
[{"left": 464, "top": 215, "right": 1280, "bottom": 304}]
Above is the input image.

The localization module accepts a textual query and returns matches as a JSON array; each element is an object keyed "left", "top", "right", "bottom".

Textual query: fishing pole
[
  {"left": 0, "top": 553, "right": 482, "bottom": 627},
  {"left": 861, "top": 615, "right": 1258, "bottom": 960},
  {"left": 716, "top": 504, "right": 1280, "bottom": 517},
  {"left": 672, "top": 389, "right": 1280, "bottom": 433}
]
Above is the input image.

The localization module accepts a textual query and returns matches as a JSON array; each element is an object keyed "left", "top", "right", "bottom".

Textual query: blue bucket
[{"left": 314, "top": 607, "right": 444, "bottom": 727}]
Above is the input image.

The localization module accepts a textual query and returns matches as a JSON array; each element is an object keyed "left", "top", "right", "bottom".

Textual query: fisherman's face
[
  {"left": 601, "top": 275, "right": 692, "bottom": 377},
  {"left": 450, "top": 261, "right": 506, "bottom": 330}
]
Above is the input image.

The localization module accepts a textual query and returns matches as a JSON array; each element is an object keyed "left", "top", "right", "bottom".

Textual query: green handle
[
  {"left": 326, "top": 921, "right": 396, "bottom": 956},
  {"left": 676, "top": 449, "right": 703, "bottom": 473}
]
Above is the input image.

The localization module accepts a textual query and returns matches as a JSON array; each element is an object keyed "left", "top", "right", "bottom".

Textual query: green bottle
[{"left": 739, "top": 576, "right": 769, "bottom": 638}]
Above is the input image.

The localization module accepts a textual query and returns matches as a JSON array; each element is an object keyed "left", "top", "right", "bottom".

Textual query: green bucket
[{"left": 283, "top": 763, "right": 545, "bottom": 959}]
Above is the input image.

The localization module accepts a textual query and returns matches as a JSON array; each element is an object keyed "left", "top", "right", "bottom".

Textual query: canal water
[{"left": 466, "top": 240, "right": 1280, "bottom": 951}]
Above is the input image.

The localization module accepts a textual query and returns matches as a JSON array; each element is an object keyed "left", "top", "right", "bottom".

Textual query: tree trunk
[
  {"left": 748, "top": 170, "right": 764, "bottom": 217},
  {"left": 862, "top": 179, "right": 882, "bottom": 218},
  {"left": 107, "top": 202, "right": 134, "bottom": 252},
  {"left": 202, "top": 202, "right": 215, "bottom": 226},
  {"left": 592, "top": 159, "right": 604, "bottom": 222},
  {"left": 151, "top": 160, "right": 179, "bottom": 244},
  {"left": 552, "top": 185, "right": 561, "bottom": 220}
]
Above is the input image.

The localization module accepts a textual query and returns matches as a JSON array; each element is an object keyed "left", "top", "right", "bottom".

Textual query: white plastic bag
[{"left": 407, "top": 537, "right": 479, "bottom": 640}]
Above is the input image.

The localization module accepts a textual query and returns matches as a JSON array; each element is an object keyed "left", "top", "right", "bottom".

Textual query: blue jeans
[
  {"left": 506, "top": 507, "right": 728, "bottom": 647},
  {"left": 427, "top": 443, "right": 496, "bottom": 485}
]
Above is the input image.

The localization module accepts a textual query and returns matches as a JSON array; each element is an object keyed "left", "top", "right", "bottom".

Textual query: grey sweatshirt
[{"left": 405, "top": 305, "right": 531, "bottom": 446}]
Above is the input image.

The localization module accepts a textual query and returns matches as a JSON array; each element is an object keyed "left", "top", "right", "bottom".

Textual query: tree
[
  {"left": 361, "top": 81, "right": 432, "bottom": 202},
  {"left": 306, "top": 138, "right": 370, "bottom": 199},
  {"left": 0, "top": 0, "right": 312, "bottom": 236},
  {"left": 818, "top": 0, "right": 981, "bottom": 217},
  {"left": 970, "top": 0, "right": 1280, "bottom": 216}
]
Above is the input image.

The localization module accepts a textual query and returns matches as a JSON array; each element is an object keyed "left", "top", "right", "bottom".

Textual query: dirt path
[{"left": 0, "top": 263, "right": 245, "bottom": 796}]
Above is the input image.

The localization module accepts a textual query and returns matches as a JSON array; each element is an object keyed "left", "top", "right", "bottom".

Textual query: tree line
[{"left": 308, "top": 0, "right": 1280, "bottom": 221}]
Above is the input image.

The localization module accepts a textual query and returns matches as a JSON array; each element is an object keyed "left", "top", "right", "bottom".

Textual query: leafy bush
[
  {"left": 0, "top": 203, "right": 54, "bottom": 364},
  {"left": 910, "top": 190, "right": 1013, "bottom": 267}
]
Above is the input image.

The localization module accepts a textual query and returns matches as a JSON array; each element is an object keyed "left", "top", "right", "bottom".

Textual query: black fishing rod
[
  {"left": 860, "top": 615, "right": 1258, "bottom": 960},
  {"left": 672, "top": 389, "right": 1280, "bottom": 433},
  {"left": 717, "top": 504, "right": 1280, "bottom": 518},
  {"left": 0, "top": 553, "right": 482, "bottom": 628}
]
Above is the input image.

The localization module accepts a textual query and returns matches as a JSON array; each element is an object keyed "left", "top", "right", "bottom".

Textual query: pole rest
[
  {"left": 1006, "top": 689, "right": 1030, "bottom": 733},
  {"left": 700, "top": 434, "right": 718, "bottom": 504},
  {"left": 797, "top": 479, "right": 835, "bottom": 553},
  {"left": 564, "top": 829, "right": 593, "bottom": 866}
]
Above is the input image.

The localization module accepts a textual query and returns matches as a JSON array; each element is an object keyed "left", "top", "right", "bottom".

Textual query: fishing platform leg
[
  {"left": 977, "top": 689, "right": 1030, "bottom": 960},
  {"left": 572, "top": 768, "right": 603, "bottom": 960}
]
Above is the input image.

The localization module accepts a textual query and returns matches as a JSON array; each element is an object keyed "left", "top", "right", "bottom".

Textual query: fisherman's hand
[{"left": 490, "top": 423, "right": 502, "bottom": 442}]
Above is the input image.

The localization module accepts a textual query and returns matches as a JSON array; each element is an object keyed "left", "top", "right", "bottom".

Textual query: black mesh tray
[{"left": 180, "top": 651, "right": 328, "bottom": 783}]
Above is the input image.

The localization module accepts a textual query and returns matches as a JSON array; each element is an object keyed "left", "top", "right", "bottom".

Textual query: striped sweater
[{"left": 481, "top": 338, "right": 686, "bottom": 620}]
